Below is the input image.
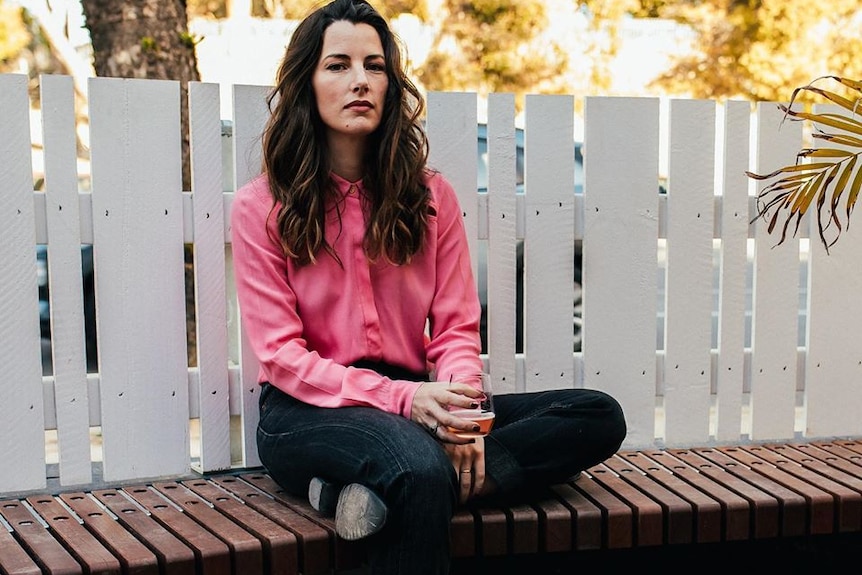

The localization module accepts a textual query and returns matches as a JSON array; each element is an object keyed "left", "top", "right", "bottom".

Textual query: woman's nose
[{"left": 351, "top": 67, "right": 369, "bottom": 92}]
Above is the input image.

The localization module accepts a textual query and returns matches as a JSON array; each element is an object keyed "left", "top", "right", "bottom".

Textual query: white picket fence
[{"left": 2, "top": 74, "right": 861, "bottom": 495}]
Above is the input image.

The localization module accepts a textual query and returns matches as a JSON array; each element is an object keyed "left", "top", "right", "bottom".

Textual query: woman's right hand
[{"left": 411, "top": 382, "right": 483, "bottom": 444}]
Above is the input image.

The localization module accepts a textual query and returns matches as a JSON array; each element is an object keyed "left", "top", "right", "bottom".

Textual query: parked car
[{"left": 37, "top": 244, "right": 97, "bottom": 373}]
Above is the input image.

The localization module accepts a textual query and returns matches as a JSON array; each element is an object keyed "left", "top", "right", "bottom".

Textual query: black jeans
[{"left": 256, "top": 366, "right": 626, "bottom": 575}]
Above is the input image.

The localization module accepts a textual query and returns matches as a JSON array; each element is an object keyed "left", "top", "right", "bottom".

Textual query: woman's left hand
[{"left": 443, "top": 438, "right": 488, "bottom": 503}]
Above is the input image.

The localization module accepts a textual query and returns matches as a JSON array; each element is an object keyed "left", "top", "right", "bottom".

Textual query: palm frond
[{"left": 747, "top": 76, "right": 862, "bottom": 252}]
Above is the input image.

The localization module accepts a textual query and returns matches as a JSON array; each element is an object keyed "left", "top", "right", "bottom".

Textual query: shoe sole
[
  {"left": 335, "top": 483, "right": 388, "bottom": 541},
  {"left": 308, "top": 477, "right": 341, "bottom": 517}
]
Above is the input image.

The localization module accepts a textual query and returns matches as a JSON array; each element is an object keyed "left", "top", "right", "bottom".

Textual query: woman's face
[{"left": 312, "top": 20, "right": 388, "bottom": 145}]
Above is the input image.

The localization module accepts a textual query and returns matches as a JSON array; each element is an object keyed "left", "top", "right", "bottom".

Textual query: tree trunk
[{"left": 80, "top": 0, "right": 200, "bottom": 190}]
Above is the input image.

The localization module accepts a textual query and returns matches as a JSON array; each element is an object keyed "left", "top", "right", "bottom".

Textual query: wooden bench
[{"left": 2, "top": 73, "right": 862, "bottom": 573}]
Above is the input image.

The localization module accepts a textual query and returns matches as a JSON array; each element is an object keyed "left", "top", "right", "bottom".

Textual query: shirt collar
[{"left": 330, "top": 172, "right": 365, "bottom": 197}]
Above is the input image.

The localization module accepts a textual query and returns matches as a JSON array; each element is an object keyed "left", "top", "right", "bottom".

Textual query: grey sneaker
[
  {"left": 335, "top": 483, "right": 388, "bottom": 541},
  {"left": 308, "top": 478, "right": 388, "bottom": 541}
]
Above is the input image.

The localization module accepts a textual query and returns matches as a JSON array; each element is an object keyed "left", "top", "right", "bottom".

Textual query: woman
[{"left": 230, "top": 1, "right": 627, "bottom": 573}]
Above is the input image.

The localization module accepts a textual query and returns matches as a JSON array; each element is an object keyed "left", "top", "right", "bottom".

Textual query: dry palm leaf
[{"left": 747, "top": 75, "right": 862, "bottom": 252}]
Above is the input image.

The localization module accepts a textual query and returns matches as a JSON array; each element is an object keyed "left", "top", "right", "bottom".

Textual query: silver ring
[
  {"left": 429, "top": 422, "right": 439, "bottom": 435},
  {"left": 461, "top": 469, "right": 471, "bottom": 473}
]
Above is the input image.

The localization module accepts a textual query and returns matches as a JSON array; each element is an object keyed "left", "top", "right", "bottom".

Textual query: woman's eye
[
  {"left": 326, "top": 63, "right": 347, "bottom": 71},
  {"left": 366, "top": 62, "right": 386, "bottom": 72}
]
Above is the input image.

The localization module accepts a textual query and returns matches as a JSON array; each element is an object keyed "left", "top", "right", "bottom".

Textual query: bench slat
[
  {"left": 474, "top": 507, "right": 508, "bottom": 556},
  {"left": 602, "top": 454, "right": 695, "bottom": 545},
  {"left": 58, "top": 492, "right": 160, "bottom": 574},
  {"left": 0, "top": 522, "right": 42, "bottom": 575},
  {"left": 588, "top": 464, "right": 664, "bottom": 546},
  {"left": 617, "top": 451, "right": 723, "bottom": 543},
  {"left": 25, "top": 495, "right": 121, "bottom": 574},
  {"left": 211, "top": 475, "right": 332, "bottom": 575},
  {"left": 570, "top": 473, "right": 633, "bottom": 549},
  {"left": 239, "top": 472, "right": 366, "bottom": 571},
  {"left": 152, "top": 482, "right": 264, "bottom": 574},
  {"left": 90, "top": 489, "right": 198, "bottom": 575},
  {"left": 182, "top": 479, "right": 299, "bottom": 575},
  {"left": 751, "top": 444, "right": 862, "bottom": 532},
  {"left": 686, "top": 447, "right": 811, "bottom": 537},
  {"left": 665, "top": 448, "right": 780, "bottom": 539},
  {"left": 548, "top": 483, "right": 602, "bottom": 553},
  {"left": 801, "top": 442, "right": 862, "bottom": 478},
  {"left": 123, "top": 485, "right": 233, "bottom": 575},
  {"left": 0, "top": 499, "right": 82, "bottom": 575},
  {"left": 719, "top": 445, "right": 841, "bottom": 535},
  {"left": 450, "top": 509, "right": 477, "bottom": 558}
]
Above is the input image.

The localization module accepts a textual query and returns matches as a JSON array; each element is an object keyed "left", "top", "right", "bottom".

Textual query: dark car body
[{"left": 37, "top": 244, "right": 97, "bottom": 373}]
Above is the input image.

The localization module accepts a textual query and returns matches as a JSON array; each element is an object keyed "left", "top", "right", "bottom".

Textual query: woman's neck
[{"left": 328, "top": 135, "right": 366, "bottom": 182}]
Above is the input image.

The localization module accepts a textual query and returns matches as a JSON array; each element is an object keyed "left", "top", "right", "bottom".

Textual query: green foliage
[
  {"left": 186, "top": 0, "right": 228, "bottom": 19},
  {"left": 418, "top": 0, "right": 567, "bottom": 108},
  {"left": 748, "top": 76, "right": 862, "bottom": 251},
  {"left": 179, "top": 31, "right": 204, "bottom": 49},
  {"left": 242, "top": 0, "right": 429, "bottom": 20},
  {"left": 141, "top": 36, "right": 158, "bottom": 52}
]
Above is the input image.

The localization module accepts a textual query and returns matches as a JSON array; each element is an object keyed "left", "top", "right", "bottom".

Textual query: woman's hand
[
  {"left": 443, "top": 439, "right": 487, "bottom": 503},
  {"left": 410, "top": 382, "right": 483, "bottom": 444}
]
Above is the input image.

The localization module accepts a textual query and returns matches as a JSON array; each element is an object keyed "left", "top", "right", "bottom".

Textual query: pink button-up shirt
[{"left": 230, "top": 170, "right": 483, "bottom": 418}]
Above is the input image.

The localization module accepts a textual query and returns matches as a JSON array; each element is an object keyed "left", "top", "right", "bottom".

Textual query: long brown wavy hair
[{"left": 262, "top": 0, "right": 430, "bottom": 266}]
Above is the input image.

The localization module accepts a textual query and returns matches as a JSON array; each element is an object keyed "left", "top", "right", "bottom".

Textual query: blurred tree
[
  {"left": 649, "top": 0, "right": 862, "bottom": 101},
  {"left": 418, "top": 0, "right": 568, "bottom": 108},
  {"left": 186, "top": 0, "right": 428, "bottom": 20},
  {"left": 0, "top": 1, "right": 30, "bottom": 71},
  {"left": 80, "top": 0, "right": 200, "bottom": 189},
  {"left": 577, "top": 0, "right": 643, "bottom": 98},
  {"left": 255, "top": 0, "right": 428, "bottom": 20}
]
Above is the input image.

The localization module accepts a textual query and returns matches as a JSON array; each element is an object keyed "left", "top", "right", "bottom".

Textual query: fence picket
[
  {"left": 0, "top": 74, "right": 45, "bottom": 493},
  {"left": 582, "top": 96, "right": 660, "bottom": 447},
  {"left": 749, "top": 101, "right": 803, "bottom": 441},
  {"left": 231, "top": 83, "right": 270, "bottom": 468},
  {"left": 804, "top": 104, "right": 862, "bottom": 437},
  {"left": 523, "top": 95, "right": 576, "bottom": 392},
  {"left": 663, "top": 98, "right": 716, "bottom": 445},
  {"left": 714, "top": 100, "right": 751, "bottom": 442},
  {"left": 89, "top": 77, "right": 190, "bottom": 481},
  {"left": 485, "top": 94, "right": 518, "bottom": 394},
  {"left": 41, "top": 74, "right": 92, "bottom": 485},
  {"left": 189, "top": 81, "right": 232, "bottom": 472}
]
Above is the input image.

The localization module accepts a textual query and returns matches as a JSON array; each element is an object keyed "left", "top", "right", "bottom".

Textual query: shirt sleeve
[
  {"left": 229, "top": 176, "right": 420, "bottom": 417},
  {"left": 423, "top": 173, "right": 485, "bottom": 383}
]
